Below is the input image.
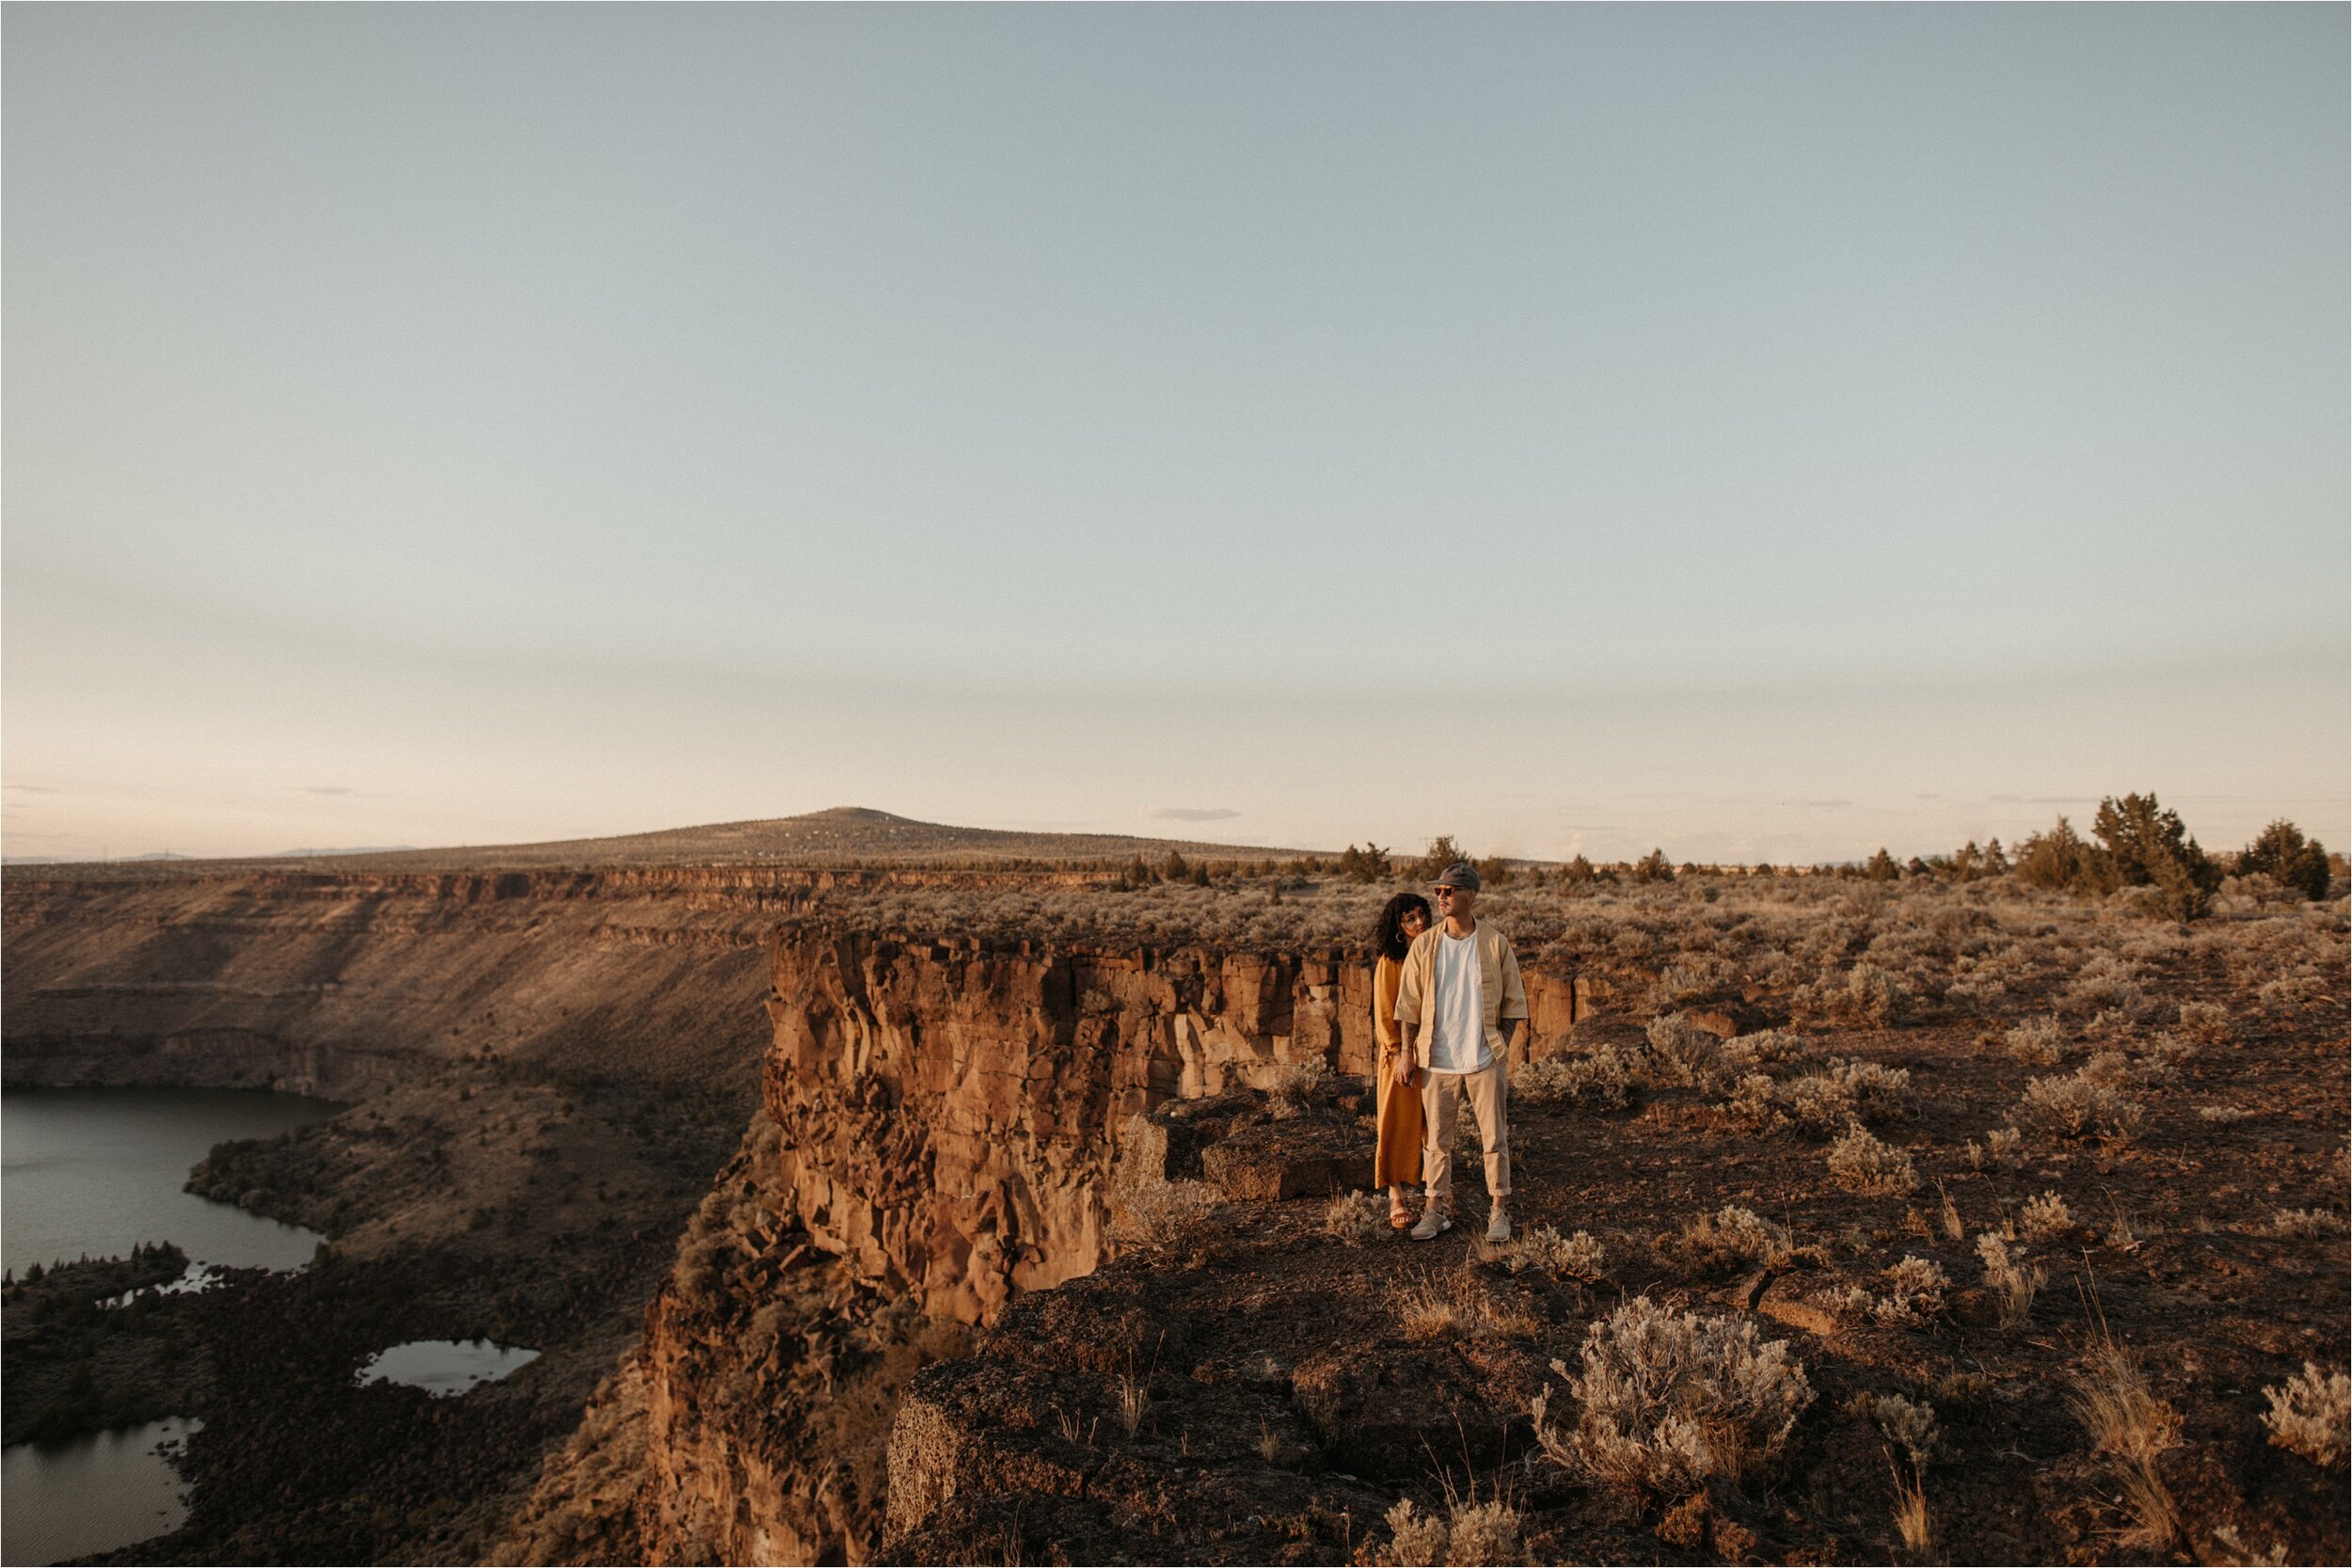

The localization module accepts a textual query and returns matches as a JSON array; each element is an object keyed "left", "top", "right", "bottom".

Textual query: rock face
[
  {"left": 504, "top": 930, "right": 1605, "bottom": 1564},
  {"left": 1, "top": 869, "right": 798, "bottom": 1093}
]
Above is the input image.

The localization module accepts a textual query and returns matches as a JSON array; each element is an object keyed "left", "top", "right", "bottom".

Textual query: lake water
[
  {"left": 2, "top": 1087, "right": 344, "bottom": 1565},
  {"left": 1, "top": 1418, "right": 202, "bottom": 1565},
  {"left": 2, "top": 1087, "right": 344, "bottom": 1275},
  {"left": 359, "top": 1339, "right": 541, "bottom": 1396}
]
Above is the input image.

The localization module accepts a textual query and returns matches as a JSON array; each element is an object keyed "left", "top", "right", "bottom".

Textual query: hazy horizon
[{"left": 7, "top": 5, "right": 2345, "bottom": 865}]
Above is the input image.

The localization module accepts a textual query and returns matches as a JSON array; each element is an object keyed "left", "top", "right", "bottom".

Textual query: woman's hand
[{"left": 1392, "top": 1053, "right": 1416, "bottom": 1087}]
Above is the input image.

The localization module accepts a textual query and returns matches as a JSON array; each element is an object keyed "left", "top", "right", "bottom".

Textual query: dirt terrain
[
  {"left": 506, "top": 868, "right": 2348, "bottom": 1566},
  {"left": 885, "top": 996, "right": 2348, "bottom": 1566},
  {"left": 6, "top": 815, "right": 2345, "bottom": 1565}
]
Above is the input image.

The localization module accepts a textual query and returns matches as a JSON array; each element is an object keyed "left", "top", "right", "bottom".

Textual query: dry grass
[
  {"left": 1114, "top": 1372, "right": 1152, "bottom": 1438},
  {"left": 2265, "top": 1208, "right": 2344, "bottom": 1239},
  {"left": 1659, "top": 1205, "right": 1795, "bottom": 1275},
  {"left": 1976, "top": 1234, "right": 2045, "bottom": 1330},
  {"left": 2067, "top": 1337, "right": 2183, "bottom": 1550},
  {"left": 1889, "top": 1457, "right": 1933, "bottom": 1557}
]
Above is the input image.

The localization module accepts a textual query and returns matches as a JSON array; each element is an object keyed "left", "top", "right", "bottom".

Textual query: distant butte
[{"left": 0, "top": 807, "right": 1307, "bottom": 879}]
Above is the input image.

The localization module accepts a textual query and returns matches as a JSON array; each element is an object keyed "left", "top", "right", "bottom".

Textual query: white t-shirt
[{"left": 1426, "top": 929, "right": 1489, "bottom": 1074}]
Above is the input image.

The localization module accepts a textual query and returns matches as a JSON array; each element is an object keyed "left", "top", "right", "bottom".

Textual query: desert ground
[{"left": 5, "top": 808, "right": 2345, "bottom": 1565}]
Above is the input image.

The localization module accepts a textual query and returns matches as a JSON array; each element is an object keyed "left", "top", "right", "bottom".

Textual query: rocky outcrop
[{"left": 502, "top": 930, "right": 1609, "bottom": 1564}]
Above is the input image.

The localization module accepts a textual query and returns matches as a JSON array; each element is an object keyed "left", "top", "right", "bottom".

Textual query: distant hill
[{"left": 7, "top": 808, "right": 1308, "bottom": 878}]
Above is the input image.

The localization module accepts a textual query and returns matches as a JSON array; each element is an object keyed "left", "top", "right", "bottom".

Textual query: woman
[{"left": 1371, "top": 892, "right": 1434, "bottom": 1229}]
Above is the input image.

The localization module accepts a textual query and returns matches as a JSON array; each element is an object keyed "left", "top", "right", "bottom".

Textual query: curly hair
[{"left": 1373, "top": 892, "right": 1433, "bottom": 962}]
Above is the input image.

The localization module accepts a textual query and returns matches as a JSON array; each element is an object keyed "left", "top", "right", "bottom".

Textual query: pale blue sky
[{"left": 6, "top": 4, "right": 2345, "bottom": 863}]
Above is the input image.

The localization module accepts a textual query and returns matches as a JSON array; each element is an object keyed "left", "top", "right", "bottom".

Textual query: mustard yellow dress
[{"left": 1373, "top": 954, "right": 1424, "bottom": 1187}]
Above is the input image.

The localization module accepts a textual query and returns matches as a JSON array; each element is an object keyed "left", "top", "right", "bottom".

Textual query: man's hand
[{"left": 1392, "top": 1052, "right": 1416, "bottom": 1087}]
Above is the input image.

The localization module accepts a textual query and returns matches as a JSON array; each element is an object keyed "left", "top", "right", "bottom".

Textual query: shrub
[
  {"left": 1824, "top": 1058, "right": 1915, "bottom": 1121},
  {"left": 2078, "top": 1050, "right": 2136, "bottom": 1089},
  {"left": 1826, "top": 1123, "right": 1919, "bottom": 1196},
  {"left": 2177, "top": 1001, "right": 2231, "bottom": 1044},
  {"left": 1443, "top": 1498, "right": 1521, "bottom": 1567},
  {"left": 1871, "top": 1393, "right": 1940, "bottom": 1465},
  {"left": 1384, "top": 1499, "right": 1449, "bottom": 1567},
  {"left": 2018, "top": 1192, "right": 2074, "bottom": 1242},
  {"left": 2261, "top": 1363, "right": 2350, "bottom": 1468},
  {"left": 2267, "top": 1209, "right": 2343, "bottom": 1239},
  {"left": 1724, "top": 1073, "right": 1788, "bottom": 1133},
  {"left": 1654, "top": 958, "right": 1729, "bottom": 1006},
  {"left": 1108, "top": 1179, "right": 1220, "bottom": 1253},
  {"left": 1506, "top": 1224, "right": 1607, "bottom": 1282},
  {"left": 1969, "top": 1126, "right": 2026, "bottom": 1170},
  {"left": 1517, "top": 1047, "right": 1631, "bottom": 1110},
  {"left": 1324, "top": 1189, "right": 1387, "bottom": 1247},
  {"left": 1720, "top": 1028, "right": 1808, "bottom": 1071},
  {"left": 1875, "top": 1257, "right": 1951, "bottom": 1324},
  {"left": 1631, "top": 848, "right": 1676, "bottom": 884},
  {"left": 2013, "top": 1072, "right": 2143, "bottom": 1143},
  {"left": 1644, "top": 1013, "right": 1725, "bottom": 1090},
  {"left": 2003, "top": 1017, "right": 2067, "bottom": 1066},
  {"left": 2238, "top": 820, "right": 2332, "bottom": 900},
  {"left": 1530, "top": 1297, "right": 1814, "bottom": 1497},
  {"left": 1826, "top": 962, "right": 1911, "bottom": 1026},
  {"left": 1270, "top": 1055, "right": 1329, "bottom": 1119},
  {"left": 1336, "top": 843, "right": 1393, "bottom": 883}
]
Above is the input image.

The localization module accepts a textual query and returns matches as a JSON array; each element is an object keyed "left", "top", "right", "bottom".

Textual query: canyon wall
[
  {"left": 501, "top": 929, "right": 1601, "bottom": 1564},
  {"left": 1, "top": 869, "right": 1073, "bottom": 1095}
]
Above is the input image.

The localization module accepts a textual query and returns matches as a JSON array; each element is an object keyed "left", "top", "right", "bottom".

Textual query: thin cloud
[
  {"left": 1145, "top": 806, "right": 1241, "bottom": 822},
  {"left": 3, "top": 784, "right": 60, "bottom": 793}
]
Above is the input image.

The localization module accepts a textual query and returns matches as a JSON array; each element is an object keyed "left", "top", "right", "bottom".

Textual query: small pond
[
  {"left": 1, "top": 1418, "right": 201, "bottom": 1566},
  {"left": 358, "top": 1339, "right": 541, "bottom": 1397}
]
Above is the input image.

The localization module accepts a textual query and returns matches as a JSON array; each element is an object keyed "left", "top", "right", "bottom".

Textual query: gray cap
[{"left": 1434, "top": 861, "right": 1482, "bottom": 890}]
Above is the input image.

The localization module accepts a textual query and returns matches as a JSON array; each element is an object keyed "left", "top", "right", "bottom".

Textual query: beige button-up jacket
[{"left": 1391, "top": 918, "right": 1529, "bottom": 1069}]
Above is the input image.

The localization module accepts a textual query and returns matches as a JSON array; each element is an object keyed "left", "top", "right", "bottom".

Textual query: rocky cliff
[
  {"left": 498, "top": 930, "right": 1604, "bottom": 1564},
  {"left": 1, "top": 868, "right": 1080, "bottom": 1095}
]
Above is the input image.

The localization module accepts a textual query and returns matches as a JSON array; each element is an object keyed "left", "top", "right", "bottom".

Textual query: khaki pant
[{"left": 1420, "top": 1059, "right": 1509, "bottom": 1212}]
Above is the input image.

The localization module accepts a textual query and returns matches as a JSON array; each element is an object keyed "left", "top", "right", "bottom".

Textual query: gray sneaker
[
  {"left": 1410, "top": 1208, "right": 1453, "bottom": 1242},
  {"left": 1486, "top": 1208, "right": 1512, "bottom": 1244}
]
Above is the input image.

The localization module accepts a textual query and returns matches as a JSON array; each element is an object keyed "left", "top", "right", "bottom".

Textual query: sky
[{"left": 5, "top": 4, "right": 2345, "bottom": 865}]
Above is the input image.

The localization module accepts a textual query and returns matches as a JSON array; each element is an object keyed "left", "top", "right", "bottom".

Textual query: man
[{"left": 1392, "top": 861, "right": 1527, "bottom": 1243}]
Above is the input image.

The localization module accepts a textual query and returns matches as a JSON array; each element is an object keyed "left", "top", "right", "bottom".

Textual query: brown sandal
[{"left": 1388, "top": 1196, "right": 1414, "bottom": 1230}]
